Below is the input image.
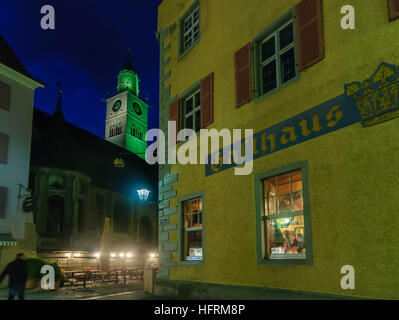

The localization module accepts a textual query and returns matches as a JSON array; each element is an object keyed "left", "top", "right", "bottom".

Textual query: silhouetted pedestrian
[{"left": 0, "top": 253, "right": 28, "bottom": 300}]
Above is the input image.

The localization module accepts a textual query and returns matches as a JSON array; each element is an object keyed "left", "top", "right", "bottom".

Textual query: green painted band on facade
[{"left": 205, "top": 62, "right": 399, "bottom": 176}]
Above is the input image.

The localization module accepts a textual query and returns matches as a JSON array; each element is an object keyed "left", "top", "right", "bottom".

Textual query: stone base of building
[{"left": 154, "top": 279, "right": 365, "bottom": 300}]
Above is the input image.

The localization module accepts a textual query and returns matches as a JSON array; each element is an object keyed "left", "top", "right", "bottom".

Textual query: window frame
[
  {"left": 177, "top": 191, "right": 205, "bottom": 265},
  {"left": 183, "top": 89, "right": 201, "bottom": 133},
  {"left": 252, "top": 6, "right": 300, "bottom": 103},
  {"left": 178, "top": 79, "right": 201, "bottom": 135},
  {"left": 178, "top": 0, "right": 201, "bottom": 60},
  {"left": 254, "top": 161, "right": 313, "bottom": 266}
]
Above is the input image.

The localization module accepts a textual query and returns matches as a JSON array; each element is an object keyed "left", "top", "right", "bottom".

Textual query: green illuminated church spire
[
  {"left": 105, "top": 52, "right": 149, "bottom": 161},
  {"left": 117, "top": 52, "right": 139, "bottom": 96}
]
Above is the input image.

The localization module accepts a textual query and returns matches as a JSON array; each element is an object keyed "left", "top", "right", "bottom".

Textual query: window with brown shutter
[
  {"left": 169, "top": 99, "right": 179, "bottom": 144},
  {"left": 0, "top": 81, "right": 11, "bottom": 111},
  {"left": 235, "top": 43, "right": 253, "bottom": 108},
  {"left": 200, "top": 73, "right": 214, "bottom": 128},
  {"left": 0, "top": 133, "right": 9, "bottom": 164},
  {"left": 296, "top": 0, "right": 324, "bottom": 71},
  {"left": 0, "top": 187, "right": 7, "bottom": 219},
  {"left": 388, "top": 0, "right": 399, "bottom": 21}
]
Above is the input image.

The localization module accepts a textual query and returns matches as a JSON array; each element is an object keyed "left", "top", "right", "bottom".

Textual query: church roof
[
  {"left": 30, "top": 108, "right": 158, "bottom": 200},
  {"left": 0, "top": 35, "right": 44, "bottom": 86}
]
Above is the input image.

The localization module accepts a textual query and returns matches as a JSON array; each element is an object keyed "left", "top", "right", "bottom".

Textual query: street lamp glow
[
  {"left": 65, "top": 253, "right": 71, "bottom": 258},
  {"left": 74, "top": 253, "right": 81, "bottom": 257},
  {"left": 120, "top": 253, "right": 125, "bottom": 258},
  {"left": 110, "top": 253, "right": 116, "bottom": 258},
  {"left": 126, "top": 253, "right": 132, "bottom": 258},
  {"left": 137, "top": 188, "right": 150, "bottom": 201},
  {"left": 94, "top": 253, "right": 101, "bottom": 258},
  {"left": 150, "top": 253, "right": 156, "bottom": 258}
]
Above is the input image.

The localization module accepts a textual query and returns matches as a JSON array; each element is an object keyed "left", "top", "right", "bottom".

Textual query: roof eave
[{"left": 0, "top": 63, "right": 45, "bottom": 89}]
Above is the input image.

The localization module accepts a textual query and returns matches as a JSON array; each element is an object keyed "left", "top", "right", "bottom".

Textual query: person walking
[{"left": 0, "top": 253, "right": 28, "bottom": 300}]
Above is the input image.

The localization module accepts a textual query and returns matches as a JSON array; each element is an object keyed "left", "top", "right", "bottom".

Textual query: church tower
[{"left": 105, "top": 55, "right": 149, "bottom": 160}]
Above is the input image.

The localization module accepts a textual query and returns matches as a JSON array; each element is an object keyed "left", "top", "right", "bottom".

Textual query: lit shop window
[
  {"left": 263, "top": 170, "right": 306, "bottom": 259},
  {"left": 183, "top": 197, "right": 203, "bottom": 261}
]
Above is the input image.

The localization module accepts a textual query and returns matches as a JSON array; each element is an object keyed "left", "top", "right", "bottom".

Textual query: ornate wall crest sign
[{"left": 345, "top": 62, "right": 399, "bottom": 127}]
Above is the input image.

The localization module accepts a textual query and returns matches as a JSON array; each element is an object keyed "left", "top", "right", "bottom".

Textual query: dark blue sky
[{"left": 0, "top": 0, "right": 161, "bottom": 137}]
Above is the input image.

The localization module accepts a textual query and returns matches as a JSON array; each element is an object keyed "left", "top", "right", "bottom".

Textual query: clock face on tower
[
  {"left": 133, "top": 102, "right": 142, "bottom": 115},
  {"left": 112, "top": 100, "right": 122, "bottom": 112}
]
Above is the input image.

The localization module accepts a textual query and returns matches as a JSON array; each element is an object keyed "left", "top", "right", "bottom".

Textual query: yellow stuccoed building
[{"left": 156, "top": 0, "right": 399, "bottom": 299}]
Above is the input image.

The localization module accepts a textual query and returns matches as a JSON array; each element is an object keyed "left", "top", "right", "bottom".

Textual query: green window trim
[
  {"left": 178, "top": 0, "right": 201, "bottom": 61},
  {"left": 252, "top": 6, "right": 300, "bottom": 104},
  {"left": 254, "top": 161, "right": 313, "bottom": 266},
  {"left": 177, "top": 190, "right": 206, "bottom": 265}
]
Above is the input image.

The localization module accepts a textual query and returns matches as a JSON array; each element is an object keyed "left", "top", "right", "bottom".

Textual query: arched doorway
[{"left": 47, "top": 195, "right": 64, "bottom": 235}]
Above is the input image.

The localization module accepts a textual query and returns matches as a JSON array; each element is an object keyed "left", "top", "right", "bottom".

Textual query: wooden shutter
[
  {"left": 388, "top": 0, "right": 399, "bottom": 21},
  {"left": 296, "top": 0, "right": 324, "bottom": 71},
  {"left": 169, "top": 99, "right": 179, "bottom": 145},
  {"left": 0, "top": 81, "right": 11, "bottom": 111},
  {"left": 235, "top": 43, "right": 252, "bottom": 108},
  {"left": 200, "top": 72, "right": 214, "bottom": 128},
  {"left": 0, "top": 187, "right": 7, "bottom": 219},
  {"left": 0, "top": 133, "right": 9, "bottom": 164}
]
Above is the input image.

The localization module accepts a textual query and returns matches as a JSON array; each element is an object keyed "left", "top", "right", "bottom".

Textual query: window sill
[
  {"left": 178, "top": 259, "right": 205, "bottom": 266},
  {"left": 254, "top": 73, "right": 300, "bottom": 105},
  {"left": 178, "top": 37, "right": 200, "bottom": 62},
  {"left": 257, "top": 256, "right": 312, "bottom": 266}
]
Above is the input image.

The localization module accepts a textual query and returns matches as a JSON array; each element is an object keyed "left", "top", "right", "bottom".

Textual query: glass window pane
[
  {"left": 277, "top": 174, "right": 290, "bottom": 194},
  {"left": 267, "top": 217, "right": 306, "bottom": 257},
  {"left": 193, "top": 8, "right": 200, "bottom": 22},
  {"left": 195, "top": 91, "right": 201, "bottom": 107},
  {"left": 193, "top": 25, "right": 200, "bottom": 41},
  {"left": 292, "top": 190, "right": 303, "bottom": 211},
  {"left": 280, "top": 47, "right": 296, "bottom": 83},
  {"left": 186, "top": 114, "right": 193, "bottom": 130},
  {"left": 198, "top": 198, "right": 202, "bottom": 211},
  {"left": 263, "top": 178, "right": 276, "bottom": 197},
  {"left": 185, "top": 230, "right": 203, "bottom": 260},
  {"left": 192, "top": 212, "right": 202, "bottom": 227},
  {"left": 191, "top": 199, "right": 198, "bottom": 212},
  {"left": 262, "top": 60, "right": 277, "bottom": 94},
  {"left": 279, "top": 23, "right": 293, "bottom": 50},
  {"left": 291, "top": 170, "right": 302, "bottom": 192},
  {"left": 195, "top": 109, "right": 201, "bottom": 132},
  {"left": 185, "top": 97, "right": 193, "bottom": 114},
  {"left": 261, "top": 37, "right": 275, "bottom": 62},
  {"left": 265, "top": 196, "right": 276, "bottom": 216},
  {"left": 277, "top": 194, "right": 292, "bottom": 214}
]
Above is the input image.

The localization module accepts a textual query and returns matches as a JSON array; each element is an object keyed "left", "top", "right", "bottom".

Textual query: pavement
[{"left": 0, "top": 284, "right": 159, "bottom": 300}]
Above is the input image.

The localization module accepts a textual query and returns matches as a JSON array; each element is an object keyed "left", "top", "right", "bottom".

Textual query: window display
[{"left": 263, "top": 170, "right": 306, "bottom": 259}]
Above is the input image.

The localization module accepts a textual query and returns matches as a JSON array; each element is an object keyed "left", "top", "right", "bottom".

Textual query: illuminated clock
[
  {"left": 112, "top": 100, "right": 122, "bottom": 112},
  {"left": 133, "top": 102, "right": 142, "bottom": 115}
]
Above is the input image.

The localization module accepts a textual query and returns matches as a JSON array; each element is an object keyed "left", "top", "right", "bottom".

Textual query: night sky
[{"left": 0, "top": 0, "right": 162, "bottom": 137}]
